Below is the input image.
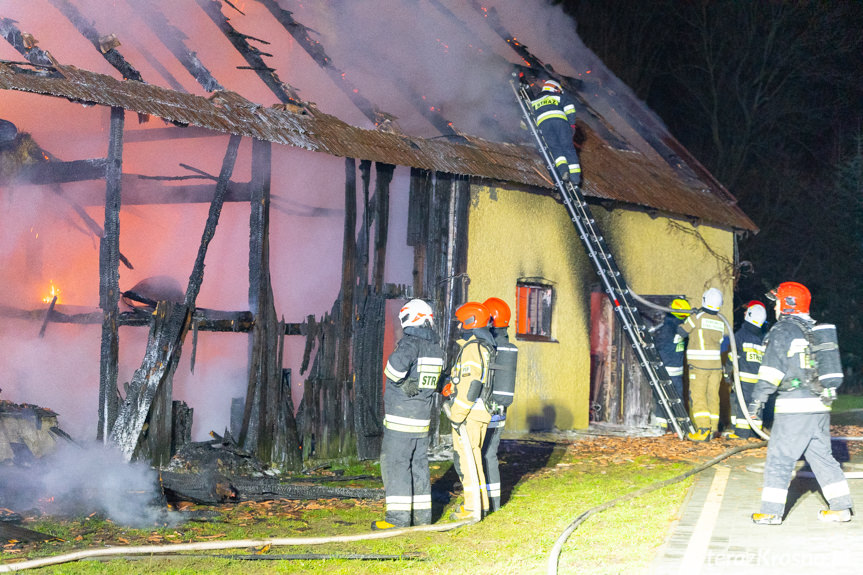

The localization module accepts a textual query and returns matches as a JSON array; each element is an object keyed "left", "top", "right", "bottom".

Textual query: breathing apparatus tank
[{"left": 811, "top": 323, "right": 843, "bottom": 390}]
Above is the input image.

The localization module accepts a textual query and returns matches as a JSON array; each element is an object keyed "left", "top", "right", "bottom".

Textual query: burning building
[{"left": 0, "top": 0, "right": 756, "bottom": 471}]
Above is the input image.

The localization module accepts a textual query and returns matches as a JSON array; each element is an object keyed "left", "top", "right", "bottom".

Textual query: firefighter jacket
[
  {"left": 382, "top": 325, "right": 445, "bottom": 438},
  {"left": 678, "top": 309, "right": 727, "bottom": 368},
  {"left": 753, "top": 314, "right": 828, "bottom": 414},
  {"left": 732, "top": 321, "right": 766, "bottom": 384},
  {"left": 530, "top": 89, "right": 577, "bottom": 129},
  {"left": 447, "top": 328, "right": 494, "bottom": 426},
  {"left": 654, "top": 314, "right": 685, "bottom": 379}
]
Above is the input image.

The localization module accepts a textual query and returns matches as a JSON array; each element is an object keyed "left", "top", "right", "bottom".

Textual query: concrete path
[{"left": 652, "top": 441, "right": 863, "bottom": 574}]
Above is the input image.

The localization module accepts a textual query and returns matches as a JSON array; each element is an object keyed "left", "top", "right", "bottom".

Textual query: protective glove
[
  {"left": 820, "top": 387, "right": 837, "bottom": 407},
  {"left": 401, "top": 379, "right": 419, "bottom": 398},
  {"left": 747, "top": 400, "right": 764, "bottom": 421}
]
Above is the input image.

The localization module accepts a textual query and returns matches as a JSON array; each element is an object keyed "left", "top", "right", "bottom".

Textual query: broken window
[{"left": 515, "top": 280, "right": 554, "bottom": 341}]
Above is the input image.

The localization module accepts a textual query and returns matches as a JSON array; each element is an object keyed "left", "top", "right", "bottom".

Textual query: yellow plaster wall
[
  {"left": 592, "top": 207, "right": 735, "bottom": 320},
  {"left": 466, "top": 184, "right": 736, "bottom": 434}
]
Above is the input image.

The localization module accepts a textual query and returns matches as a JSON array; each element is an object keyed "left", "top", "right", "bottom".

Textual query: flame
[{"left": 42, "top": 280, "right": 61, "bottom": 304}]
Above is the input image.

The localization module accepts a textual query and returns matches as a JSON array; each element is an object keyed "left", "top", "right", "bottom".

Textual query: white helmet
[
  {"left": 744, "top": 302, "right": 767, "bottom": 327},
  {"left": 398, "top": 299, "right": 434, "bottom": 328},
  {"left": 702, "top": 287, "right": 723, "bottom": 312}
]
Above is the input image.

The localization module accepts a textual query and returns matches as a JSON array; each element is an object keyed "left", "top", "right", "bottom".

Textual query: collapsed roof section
[{"left": 0, "top": 61, "right": 757, "bottom": 232}]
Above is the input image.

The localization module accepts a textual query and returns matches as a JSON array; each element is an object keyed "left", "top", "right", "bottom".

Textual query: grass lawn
[{"left": 0, "top": 437, "right": 699, "bottom": 575}]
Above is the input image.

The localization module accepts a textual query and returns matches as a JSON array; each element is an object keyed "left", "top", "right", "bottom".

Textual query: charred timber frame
[
  {"left": 196, "top": 0, "right": 300, "bottom": 104},
  {"left": 240, "top": 138, "right": 302, "bottom": 470},
  {"left": 97, "top": 107, "right": 125, "bottom": 442},
  {"left": 130, "top": 2, "right": 223, "bottom": 92},
  {"left": 257, "top": 0, "right": 457, "bottom": 135},
  {"left": 47, "top": 0, "right": 143, "bottom": 83},
  {"left": 110, "top": 134, "right": 242, "bottom": 465}
]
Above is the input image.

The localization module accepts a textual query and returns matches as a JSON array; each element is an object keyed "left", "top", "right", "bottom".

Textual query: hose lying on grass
[
  {"left": 0, "top": 520, "right": 474, "bottom": 573},
  {"left": 546, "top": 441, "right": 767, "bottom": 575}
]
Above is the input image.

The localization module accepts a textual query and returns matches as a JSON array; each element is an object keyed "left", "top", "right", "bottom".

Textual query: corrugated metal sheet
[{"left": 0, "top": 61, "right": 757, "bottom": 231}]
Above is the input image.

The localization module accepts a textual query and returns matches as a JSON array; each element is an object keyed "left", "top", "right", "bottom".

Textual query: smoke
[{"left": 0, "top": 442, "right": 179, "bottom": 527}]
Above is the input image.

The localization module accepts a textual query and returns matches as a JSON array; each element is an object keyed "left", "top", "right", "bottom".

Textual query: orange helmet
[
  {"left": 768, "top": 282, "right": 811, "bottom": 315},
  {"left": 483, "top": 297, "right": 511, "bottom": 328},
  {"left": 455, "top": 302, "right": 490, "bottom": 330}
]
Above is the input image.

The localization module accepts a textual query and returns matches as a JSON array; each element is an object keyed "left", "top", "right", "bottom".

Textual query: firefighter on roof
[
  {"left": 444, "top": 301, "right": 494, "bottom": 520},
  {"left": 482, "top": 297, "right": 518, "bottom": 513},
  {"left": 725, "top": 301, "right": 766, "bottom": 439},
  {"left": 651, "top": 298, "right": 690, "bottom": 433},
  {"left": 678, "top": 287, "right": 728, "bottom": 442},
  {"left": 750, "top": 282, "right": 853, "bottom": 525},
  {"left": 372, "top": 299, "right": 445, "bottom": 531},
  {"left": 530, "top": 79, "right": 582, "bottom": 185}
]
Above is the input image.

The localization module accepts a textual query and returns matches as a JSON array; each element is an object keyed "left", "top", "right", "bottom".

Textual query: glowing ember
[{"left": 42, "top": 281, "right": 61, "bottom": 304}]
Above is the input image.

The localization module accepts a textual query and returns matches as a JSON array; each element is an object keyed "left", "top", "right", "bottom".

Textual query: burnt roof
[{"left": 0, "top": 61, "right": 756, "bottom": 232}]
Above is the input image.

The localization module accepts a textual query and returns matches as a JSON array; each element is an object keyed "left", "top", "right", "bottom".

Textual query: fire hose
[
  {"left": 546, "top": 441, "right": 767, "bottom": 575},
  {"left": 0, "top": 407, "right": 482, "bottom": 573}
]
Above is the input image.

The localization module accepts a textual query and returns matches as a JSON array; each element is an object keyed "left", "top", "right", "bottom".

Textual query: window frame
[{"left": 515, "top": 279, "right": 556, "bottom": 342}]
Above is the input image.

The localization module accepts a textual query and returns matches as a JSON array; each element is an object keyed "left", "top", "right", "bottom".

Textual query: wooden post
[
  {"left": 97, "top": 106, "right": 124, "bottom": 442},
  {"left": 111, "top": 135, "right": 241, "bottom": 463},
  {"left": 372, "top": 163, "right": 394, "bottom": 293}
]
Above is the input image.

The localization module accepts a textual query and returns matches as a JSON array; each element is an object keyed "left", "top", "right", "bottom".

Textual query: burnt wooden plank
[
  {"left": 195, "top": 0, "right": 299, "bottom": 104},
  {"left": 16, "top": 158, "right": 107, "bottom": 184},
  {"left": 110, "top": 134, "right": 242, "bottom": 463},
  {"left": 0, "top": 18, "right": 55, "bottom": 67},
  {"left": 47, "top": 0, "right": 143, "bottom": 82},
  {"left": 130, "top": 2, "right": 223, "bottom": 92},
  {"left": 373, "top": 163, "right": 394, "bottom": 292},
  {"left": 97, "top": 106, "right": 124, "bottom": 442}
]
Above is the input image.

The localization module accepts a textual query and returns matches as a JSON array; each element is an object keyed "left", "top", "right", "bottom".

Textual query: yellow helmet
[{"left": 670, "top": 298, "right": 691, "bottom": 320}]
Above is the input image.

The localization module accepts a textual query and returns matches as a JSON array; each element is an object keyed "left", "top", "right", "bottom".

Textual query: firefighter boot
[
  {"left": 686, "top": 428, "right": 711, "bottom": 442},
  {"left": 371, "top": 520, "right": 398, "bottom": 531},
  {"left": 818, "top": 509, "right": 851, "bottom": 523},
  {"left": 751, "top": 513, "right": 782, "bottom": 525},
  {"left": 449, "top": 505, "right": 473, "bottom": 521}
]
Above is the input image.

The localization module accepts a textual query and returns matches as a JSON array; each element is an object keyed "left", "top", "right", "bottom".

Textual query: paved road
[{"left": 652, "top": 439, "right": 863, "bottom": 574}]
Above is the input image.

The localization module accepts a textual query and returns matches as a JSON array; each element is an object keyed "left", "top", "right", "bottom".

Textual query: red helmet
[
  {"left": 769, "top": 282, "right": 811, "bottom": 315},
  {"left": 455, "top": 302, "right": 490, "bottom": 330},
  {"left": 483, "top": 297, "right": 511, "bottom": 328}
]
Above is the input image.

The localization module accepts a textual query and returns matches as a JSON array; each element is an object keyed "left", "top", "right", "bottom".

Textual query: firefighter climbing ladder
[{"left": 510, "top": 77, "right": 695, "bottom": 439}]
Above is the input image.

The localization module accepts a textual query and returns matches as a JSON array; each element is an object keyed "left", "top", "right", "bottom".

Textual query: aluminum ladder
[{"left": 510, "top": 77, "right": 694, "bottom": 439}]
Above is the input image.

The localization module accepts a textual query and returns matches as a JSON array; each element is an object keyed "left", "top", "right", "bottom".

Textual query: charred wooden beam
[
  {"left": 37, "top": 295, "right": 57, "bottom": 338},
  {"left": 111, "top": 135, "right": 242, "bottom": 464},
  {"left": 373, "top": 163, "right": 395, "bottom": 292},
  {"left": 338, "top": 158, "right": 357, "bottom": 384},
  {"left": 47, "top": 0, "right": 143, "bottom": 82},
  {"left": 97, "top": 106, "right": 125, "bottom": 443},
  {"left": 255, "top": 0, "right": 378, "bottom": 122},
  {"left": 408, "top": 168, "right": 432, "bottom": 297},
  {"left": 196, "top": 0, "right": 299, "bottom": 104},
  {"left": 15, "top": 158, "right": 106, "bottom": 185},
  {"left": 0, "top": 18, "right": 55, "bottom": 67},
  {"left": 131, "top": 2, "right": 224, "bottom": 92}
]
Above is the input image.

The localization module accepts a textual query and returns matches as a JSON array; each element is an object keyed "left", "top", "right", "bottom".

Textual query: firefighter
[
  {"left": 444, "top": 301, "right": 494, "bottom": 520},
  {"left": 652, "top": 298, "right": 690, "bottom": 432},
  {"left": 678, "top": 287, "right": 728, "bottom": 442},
  {"left": 750, "top": 282, "right": 853, "bottom": 525},
  {"left": 372, "top": 299, "right": 445, "bottom": 531},
  {"left": 482, "top": 297, "right": 518, "bottom": 513},
  {"left": 725, "top": 301, "right": 766, "bottom": 439},
  {"left": 530, "top": 79, "right": 581, "bottom": 184}
]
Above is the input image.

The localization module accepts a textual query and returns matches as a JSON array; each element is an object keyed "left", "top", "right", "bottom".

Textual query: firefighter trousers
[
  {"left": 482, "top": 420, "right": 504, "bottom": 512},
  {"left": 653, "top": 375, "right": 684, "bottom": 429},
  {"left": 760, "top": 412, "right": 852, "bottom": 517},
  {"left": 380, "top": 428, "right": 432, "bottom": 527},
  {"left": 539, "top": 119, "right": 579, "bottom": 179},
  {"left": 688, "top": 365, "right": 722, "bottom": 431},
  {"left": 452, "top": 417, "right": 489, "bottom": 513}
]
